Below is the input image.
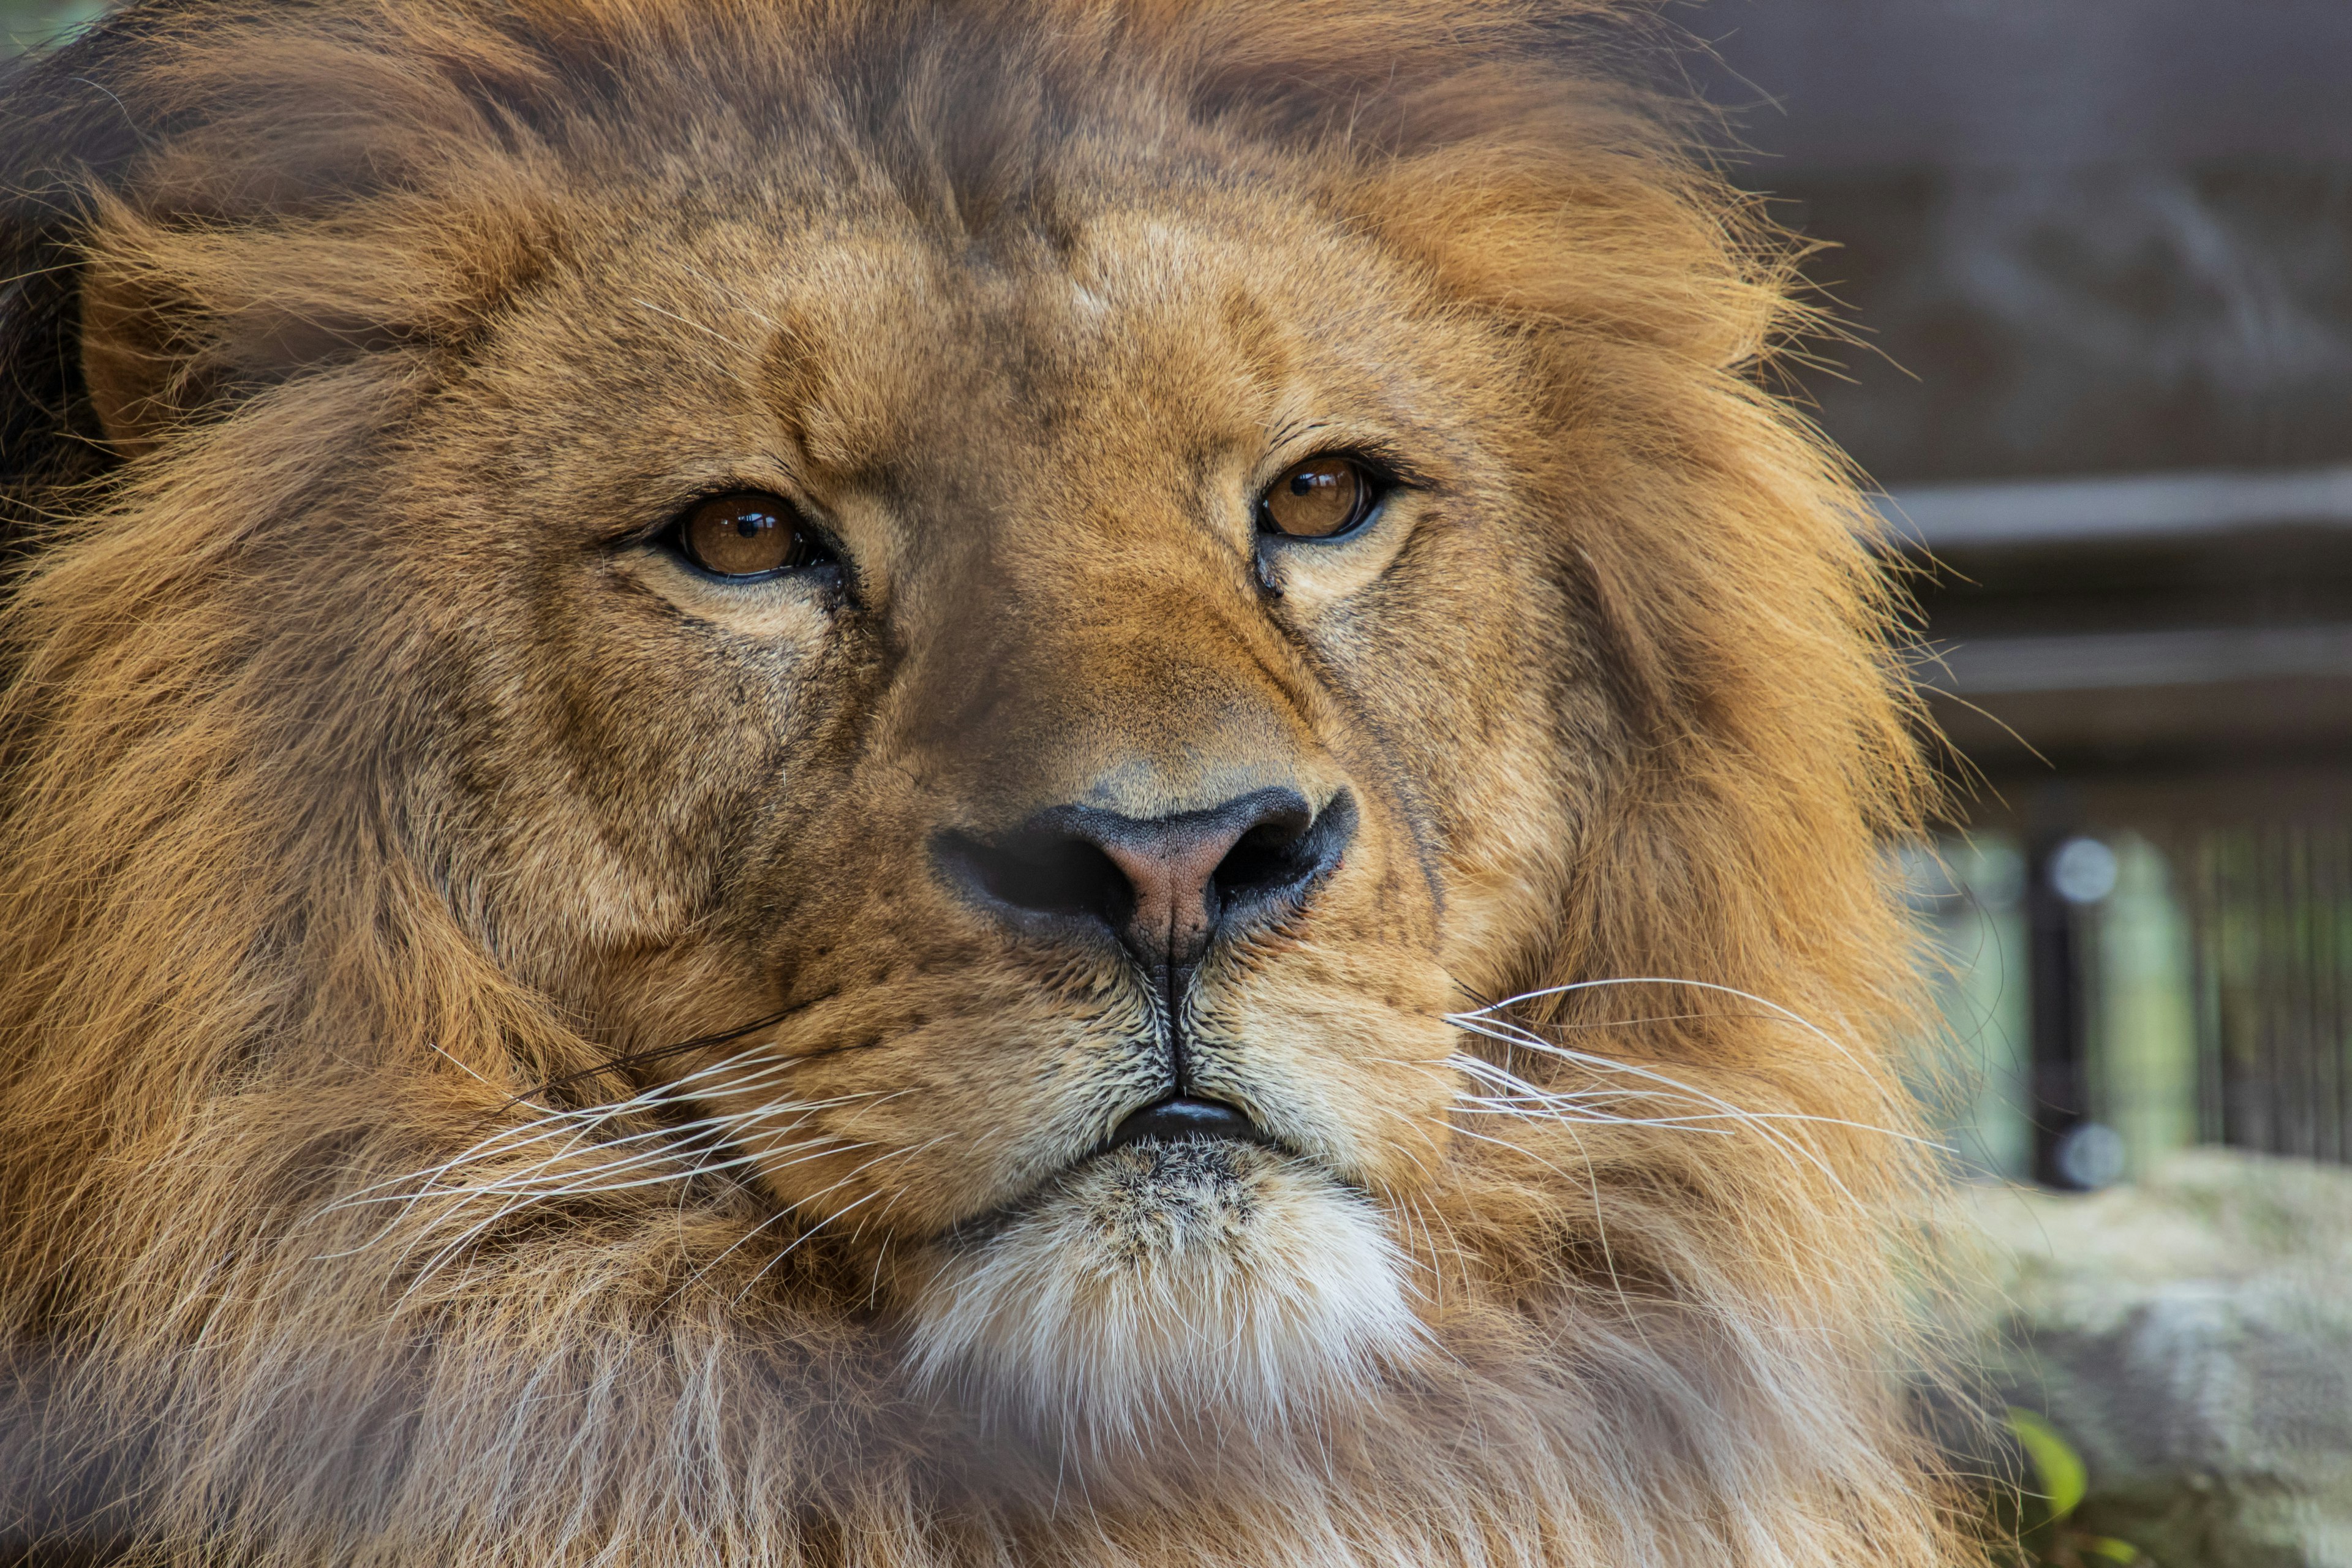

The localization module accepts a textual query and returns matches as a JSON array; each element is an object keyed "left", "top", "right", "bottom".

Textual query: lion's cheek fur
[{"left": 901, "top": 1144, "right": 1423, "bottom": 1447}]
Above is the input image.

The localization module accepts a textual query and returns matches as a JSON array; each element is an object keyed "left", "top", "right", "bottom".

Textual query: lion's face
[{"left": 392, "top": 159, "right": 1576, "bottom": 1431}]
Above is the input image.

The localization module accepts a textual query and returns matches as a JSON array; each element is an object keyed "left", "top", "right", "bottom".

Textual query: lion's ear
[
  {"left": 2, "top": 9, "right": 557, "bottom": 472},
  {"left": 0, "top": 18, "right": 167, "bottom": 502},
  {"left": 0, "top": 23, "right": 255, "bottom": 470},
  {"left": 67, "top": 205, "right": 441, "bottom": 459}
]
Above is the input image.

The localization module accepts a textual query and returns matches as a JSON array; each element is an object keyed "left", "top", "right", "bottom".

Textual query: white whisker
[
  {"left": 728, "top": 1136, "right": 949, "bottom": 1306},
  {"left": 1451, "top": 976, "right": 1882, "bottom": 1082},
  {"left": 1441, "top": 989, "right": 1896, "bottom": 1210},
  {"left": 322, "top": 1045, "right": 908, "bottom": 1281}
]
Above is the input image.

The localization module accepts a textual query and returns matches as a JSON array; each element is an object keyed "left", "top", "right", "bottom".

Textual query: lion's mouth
[
  {"left": 937, "top": 1094, "right": 1303, "bottom": 1244},
  {"left": 1089, "top": 1095, "right": 1284, "bottom": 1159}
]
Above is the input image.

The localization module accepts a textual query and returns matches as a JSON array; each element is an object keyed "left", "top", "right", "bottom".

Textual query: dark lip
[
  {"left": 1088, "top": 1094, "right": 1285, "bottom": 1159},
  {"left": 936, "top": 1095, "right": 1294, "bottom": 1246}
]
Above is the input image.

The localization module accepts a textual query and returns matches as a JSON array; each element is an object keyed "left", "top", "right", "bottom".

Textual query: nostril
[
  {"left": 1210, "top": 812, "right": 1314, "bottom": 897},
  {"left": 1212, "top": 789, "right": 1354, "bottom": 911},
  {"left": 933, "top": 830, "right": 1134, "bottom": 929}
]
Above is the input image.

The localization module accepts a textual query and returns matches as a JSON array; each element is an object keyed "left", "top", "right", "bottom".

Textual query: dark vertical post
[{"left": 2027, "top": 832, "right": 2091, "bottom": 1186}]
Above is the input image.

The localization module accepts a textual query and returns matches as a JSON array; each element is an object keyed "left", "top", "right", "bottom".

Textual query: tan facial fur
[{"left": 0, "top": 4, "right": 1975, "bottom": 1565}]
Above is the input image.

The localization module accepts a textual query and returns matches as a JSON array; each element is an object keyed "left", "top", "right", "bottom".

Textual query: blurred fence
[
  {"left": 1917, "top": 812, "right": 2352, "bottom": 1187},
  {"left": 2184, "top": 821, "right": 2352, "bottom": 1163}
]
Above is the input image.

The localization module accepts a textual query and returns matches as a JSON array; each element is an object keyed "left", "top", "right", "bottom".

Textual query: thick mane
[{"left": 0, "top": 3, "right": 1968, "bottom": 1564}]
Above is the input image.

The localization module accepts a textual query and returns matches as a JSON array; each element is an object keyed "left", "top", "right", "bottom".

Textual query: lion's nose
[{"left": 936, "top": 788, "right": 1354, "bottom": 970}]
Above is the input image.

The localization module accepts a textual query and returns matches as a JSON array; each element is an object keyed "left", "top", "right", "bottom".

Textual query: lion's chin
[{"left": 903, "top": 1140, "right": 1422, "bottom": 1449}]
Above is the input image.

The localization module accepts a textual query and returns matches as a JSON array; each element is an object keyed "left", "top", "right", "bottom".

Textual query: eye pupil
[
  {"left": 1262, "top": 457, "right": 1371, "bottom": 539},
  {"left": 674, "top": 492, "right": 828, "bottom": 578}
]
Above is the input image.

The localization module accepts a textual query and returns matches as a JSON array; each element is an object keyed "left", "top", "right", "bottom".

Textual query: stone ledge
[{"left": 1963, "top": 1151, "right": 2352, "bottom": 1567}]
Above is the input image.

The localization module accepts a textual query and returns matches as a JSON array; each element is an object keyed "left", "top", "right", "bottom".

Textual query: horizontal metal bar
[
  {"left": 1878, "top": 466, "right": 2352, "bottom": 550},
  {"left": 1929, "top": 623, "right": 2352, "bottom": 695}
]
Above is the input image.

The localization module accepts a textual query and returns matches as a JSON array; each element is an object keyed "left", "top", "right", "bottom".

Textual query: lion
[{"left": 0, "top": 2, "right": 1972, "bottom": 1564}]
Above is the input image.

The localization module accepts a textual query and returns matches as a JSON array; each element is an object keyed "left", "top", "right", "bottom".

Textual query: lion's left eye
[
  {"left": 668, "top": 491, "right": 835, "bottom": 579},
  {"left": 1257, "top": 456, "right": 1382, "bottom": 540}
]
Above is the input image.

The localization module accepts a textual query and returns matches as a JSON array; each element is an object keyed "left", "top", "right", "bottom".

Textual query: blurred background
[
  {"left": 1, "top": 2, "right": 94, "bottom": 51},
  {"left": 4, "top": 0, "right": 2344, "bottom": 1196},
  {"left": 1697, "top": 0, "right": 2352, "bottom": 1196}
]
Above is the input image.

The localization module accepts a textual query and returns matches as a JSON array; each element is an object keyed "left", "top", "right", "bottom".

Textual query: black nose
[{"left": 935, "top": 788, "right": 1354, "bottom": 968}]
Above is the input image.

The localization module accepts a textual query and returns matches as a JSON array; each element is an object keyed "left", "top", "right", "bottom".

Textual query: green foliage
[
  {"left": 2010, "top": 1408, "right": 2089, "bottom": 1521},
  {"left": 1997, "top": 1408, "right": 2150, "bottom": 1568}
]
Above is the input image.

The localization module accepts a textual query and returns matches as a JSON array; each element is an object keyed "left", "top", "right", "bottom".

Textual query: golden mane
[{"left": 0, "top": 2, "right": 1970, "bottom": 1564}]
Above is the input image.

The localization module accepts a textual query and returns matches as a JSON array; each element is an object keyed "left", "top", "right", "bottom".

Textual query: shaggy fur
[{"left": 0, "top": 2, "right": 1973, "bottom": 1563}]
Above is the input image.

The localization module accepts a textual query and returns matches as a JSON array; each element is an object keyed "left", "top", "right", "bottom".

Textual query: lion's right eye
[{"left": 668, "top": 492, "right": 835, "bottom": 579}]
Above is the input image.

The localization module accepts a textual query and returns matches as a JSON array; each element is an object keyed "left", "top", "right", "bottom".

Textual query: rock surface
[{"left": 1965, "top": 1151, "right": 2352, "bottom": 1567}]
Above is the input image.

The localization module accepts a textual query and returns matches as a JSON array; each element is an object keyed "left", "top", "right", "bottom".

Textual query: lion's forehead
[{"left": 509, "top": 188, "right": 1457, "bottom": 509}]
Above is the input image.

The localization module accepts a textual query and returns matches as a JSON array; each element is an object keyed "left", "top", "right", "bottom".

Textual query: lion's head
[{"left": 0, "top": 2, "right": 1967, "bottom": 1562}]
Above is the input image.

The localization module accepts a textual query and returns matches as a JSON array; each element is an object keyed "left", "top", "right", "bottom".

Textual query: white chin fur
[{"left": 905, "top": 1140, "right": 1422, "bottom": 1447}]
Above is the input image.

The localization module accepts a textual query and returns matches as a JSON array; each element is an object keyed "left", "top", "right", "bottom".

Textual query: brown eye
[
  {"left": 1260, "top": 456, "right": 1376, "bottom": 540},
  {"left": 672, "top": 492, "right": 831, "bottom": 578}
]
